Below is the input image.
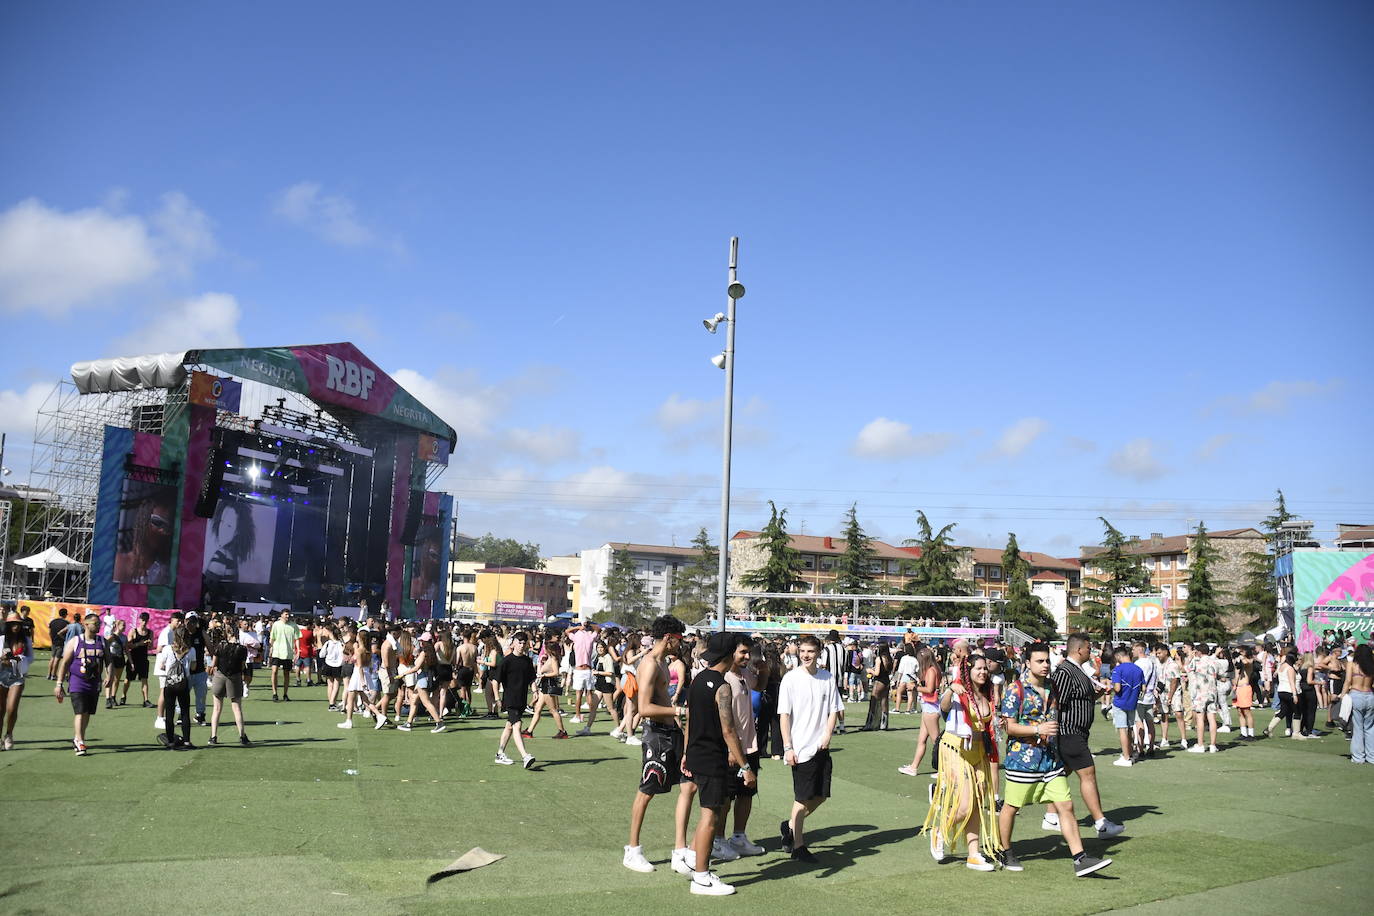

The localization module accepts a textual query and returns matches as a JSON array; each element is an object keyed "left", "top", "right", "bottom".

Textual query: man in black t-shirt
[
  {"left": 682, "top": 632, "right": 753, "bottom": 897},
  {"left": 209, "top": 626, "right": 250, "bottom": 746},
  {"left": 186, "top": 614, "right": 209, "bottom": 726},
  {"left": 46, "top": 610, "right": 69, "bottom": 680},
  {"left": 493, "top": 632, "right": 536, "bottom": 769}
]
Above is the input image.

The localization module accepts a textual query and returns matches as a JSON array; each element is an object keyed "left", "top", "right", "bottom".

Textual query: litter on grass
[{"left": 426, "top": 848, "right": 504, "bottom": 885}]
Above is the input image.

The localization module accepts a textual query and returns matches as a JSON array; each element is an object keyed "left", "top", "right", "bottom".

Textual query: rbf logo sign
[
  {"left": 1114, "top": 596, "right": 1166, "bottom": 630},
  {"left": 325, "top": 355, "right": 376, "bottom": 401}
]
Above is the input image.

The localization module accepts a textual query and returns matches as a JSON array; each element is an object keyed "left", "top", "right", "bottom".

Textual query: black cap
[{"left": 704, "top": 632, "right": 736, "bottom": 665}]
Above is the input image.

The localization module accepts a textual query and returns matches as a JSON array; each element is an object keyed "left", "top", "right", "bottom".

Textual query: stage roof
[{"left": 70, "top": 342, "right": 456, "bottom": 446}]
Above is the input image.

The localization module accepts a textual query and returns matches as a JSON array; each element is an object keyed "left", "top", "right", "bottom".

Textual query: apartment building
[
  {"left": 541, "top": 554, "right": 582, "bottom": 619},
  {"left": 579, "top": 542, "right": 705, "bottom": 620},
  {"left": 1079, "top": 527, "right": 1264, "bottom": 630},
  {"left": 473, "top": 567, "right": 570, "bottom": 618},
  {"left": 961, "top": 548, "right": 1081, "bottom": 602},
  {"left": 446, "top": 560, "right": 482, "bottom": 616},
  {"left": 727, "top": 532, "right": 919, "bottom": 604}
]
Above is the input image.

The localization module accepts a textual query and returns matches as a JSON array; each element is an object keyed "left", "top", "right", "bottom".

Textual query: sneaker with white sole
[
  {"left": 1207, "top": 744, "right": 1218, "bottom": 753},
  {"left": 494, "top": 752, "right": 514, "bottom": 765},
  {"left": 670, "top": 847, "right": 696, "bottom": 876},
  {"left": 710, "top": 837, "right": 741, "bottom": 862},
  {"left": 1074, "top": 854, "right": 1112, "bottom": 877},
  {"left": 396, "top": 722, "right": 412, "bottom": 732},
  {"left": 998, "top": 850, "right": 1024, "bottom": 871},
  {"left": 154, "top": 716, "right": 166, "bottom": 730},
  {"left": 373, "top": 716, "right": 386, "bottom": 730},
  {"left": 1095, "top": 819, "right": 1124, "bottom": 838},
  {"left": 609, "top": 728, "right": 623, "bottom": 740},
  {"left": 522, "top": 754, "right": 536, "bottom": 769},
  {"left": 1217, "top": 725, "right": 1232, "bottom": 733},
  {"left": 929, "top": 832, "right": 946, "bottom": 862},
  {"left": 1041, "top": 812, "right": 1061, "bottom": 832},
  {"left": 625, "top": 735, "right": 642, "bottom": 746},
  {"left": 576, "top": 726, "right": 592, "bottom": 737},
  {"left": 622, "top": 845, "right": 654, "bottom": 873},
  {"left": 1112, "top": 757, "right": 1133, "bottom": 767},
  {"left": 337, "top": 720, "right": 353, "bottom": 729},
  {"left": 431, "top": 723, "right": 447, "bottom": 734},
  {"left": 1157, "top": 740, "right": 1172, "bottom": 749},
  {"left": 689, "top": 872, "right": 735, "bottom": 896},
  {"left": 728, "top": 833, "right": 764, "bottom": 856},
  {"left": 898, "top": 764, "right": 917, "bottom": 776},
  {"left": 966, "top": 851, "right": 995, "bottom": 872}
]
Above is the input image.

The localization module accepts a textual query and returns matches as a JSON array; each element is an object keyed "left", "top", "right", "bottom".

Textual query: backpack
[{"left": 164, "top": 650, "right": 188, "bottom": 687}]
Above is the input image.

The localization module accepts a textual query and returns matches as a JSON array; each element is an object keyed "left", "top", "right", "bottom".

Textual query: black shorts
[
  {"left": 1058, "top": 734, "right": 1094, "bottom": 772},
  {"left": 322, "top": 664, "right": 342, "bottom": 680},
  {"left": 638, "top": 721, "right": 684, "bottom": 796},
  {"left": 435, "top": 664, "right": 453, "bottom": 684},
  {"left": 595, "top": 675, "right": 616, "bottom": 694},
  {"left": 128, "top": 656, "right": 149, "bottom": 680},
  {"left": 730, "top": 751, "right": 762, "bottom": 799},
  {"left": 70, "top": 691, "right": 101, "bottom": 715},
  {"left": 792, "top": 748, "right": 832, "bottom": 802},
  {"left": 538, "top": 676, "right": 563, "bottom": 696},
  {"left": 694, "top": 773, "right": 731, "bottom": 809},
  {"left": 270, "top": 657, "right": 293, "bottom": 669},
  {"left": 504, "top": 708, "right": 524, "bottom": 724},
  {"left": 455, "top": 666, "right": 474, "bottom": 688}
]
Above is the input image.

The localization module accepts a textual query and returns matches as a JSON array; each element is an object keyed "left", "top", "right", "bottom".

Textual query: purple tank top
[{"left": 68, "top": 637, "right": 104, "bottom": 694}]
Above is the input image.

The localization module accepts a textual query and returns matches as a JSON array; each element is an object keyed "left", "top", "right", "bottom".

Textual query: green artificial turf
[{"left": 1, "top": 676, "right": 1371, "bottom": 914}]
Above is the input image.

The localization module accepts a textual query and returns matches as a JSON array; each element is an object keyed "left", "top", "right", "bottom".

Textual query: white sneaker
[
  {"left": 728, "top": 833, "right": 764, "bottom": 856},
  {"left": 1041, "top": 812, "right": 1060, "bottom": 832},
  {"left": 1285, "top": 728, "right": 1292, "bottom": 737},
  {"left": 1187, "top": 744, "right": 1205, "bottom": 753},
  {"left": 670, "top": 847, "right": 696, "bottom": 876},
  {"left": 1112, "top": 757, "right": 1133, "bottom": 767},
  {"left": 1207, "top": 745, "right": 1218, "bottom": 753},
  {"left": 689, "top": 872, "right": 735, "bottom": 896},
  {"left": 711, "top": 837, "right": 741, "bottom": 862},
  {"left": 373, "top": 717, "right": 386, "bottom": 730},
  {"left": 362, "top": 709, "right": 372, "bottom": 719},
  {"left": 1158, "top": 740, "right": 1171, "bottom": 749},
  {"left": 1217, "top": 726, "right": 1232, "bottom": 733},
  {"left": 522, "top": 754, "right": 536, "bottom": 769},
  {"left": 576, "top": 726, "right": 592, "bottom": 737},
  {"left": 571, "top": 715, "right": 583, "bottom": 724},
  {"left": 153, "top": 716, "right": 165, "bottom": 730},
  {"left": 609, "top": 728, "right": 623, "bottom": 740},
  {"left": 929, "top": 832, "right": 946, "bottom": 862},
  {"left": 625, "top": 735, "right": 642, "bottom": 746},
  {"left": 337, "top": 720, "right": 353, "bottom": 729},
  {"left": 495, "top": 752, "right": 514, "bottom": 765},
  {"left": 622, "top": 845, "right": 654, "bottom": 873},
  {"left": 898, "top": 765, "right": 917, "bottom": 776}
]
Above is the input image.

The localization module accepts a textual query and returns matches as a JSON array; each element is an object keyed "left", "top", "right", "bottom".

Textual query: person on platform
[{"left": 54, "top": 613, "right": 105, "bottom": 756}]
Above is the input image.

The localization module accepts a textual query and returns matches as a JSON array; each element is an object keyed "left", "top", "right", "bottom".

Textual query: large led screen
[
  {"left": 203, "top": 498, "right": 278, "bottom": 586},
  {"left": 112, "top": 480, "right": 177, "bottom": 585}
]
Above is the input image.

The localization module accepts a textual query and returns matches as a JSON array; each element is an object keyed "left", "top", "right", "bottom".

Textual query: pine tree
[
  {"left": 1001, "top": 532, "right": 1060, "bottom": 640},
  {"left": 1235, "top": 489, "right": 1295, "bottom": 630},
  {"left": 833, "top": 503, "right": 877, "bottom": 594},
  {"left": 738, "top": 501, "right": 805, "bottom": 618},
  {"left": 901, "top": 511, "right": 973, "bottom": 619},
  {"left": 1074, "top": 517, "right": 1151, "bottom": 638},
  {"left": 1178, "top": 522, "right": 1228, "bottom": 644},
  {"left": 670, "top": 527, "right": 719, "bottom": 624},
  {"left": 600, "top": 548, "right": 653, "bottom": 628}
]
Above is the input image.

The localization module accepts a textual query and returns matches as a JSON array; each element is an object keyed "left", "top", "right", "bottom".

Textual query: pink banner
[{"left": 290, "top": 342, "right": 400, "bottom": 419}]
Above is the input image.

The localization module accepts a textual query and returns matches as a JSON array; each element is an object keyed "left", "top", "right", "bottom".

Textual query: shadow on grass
[
  {"left": 535, "top": 757, "right": 623, "bottom": 769},
  {"left": 731, "top": 823, "right": 908, "bottom": 884}
]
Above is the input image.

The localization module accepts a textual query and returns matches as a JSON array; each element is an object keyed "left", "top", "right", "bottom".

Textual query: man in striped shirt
[
  {"left": 817, "top": 631, "right": 848, "bottom": 735},
  {"left": 1046, "top": 633, "right": 1124, "bottom": 839}
]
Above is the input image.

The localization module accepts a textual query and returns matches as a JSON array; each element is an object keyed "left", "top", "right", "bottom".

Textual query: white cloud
[
  {"left": 1196, "top": 433, "right": 1234, "bottom": 460},
  {"left": 852, "top": 417, "right": 956, "bottom": 459},
  {"left": 990, "top": 417, "right": 1048, "bottom": 458},
  {"left": 109, "top": 292, "right": 244, "bottom": 358},
  {"left": 391, "top": 366, "right": 502, "bottom": 442},
  {"left": 0, "top": 193, "right": 220, "bottom": 315},
  {"left": 1107, "top": 438, "right": 1169, "bottom": 481},
  {"left": 1208, "top": 379, "right": 1343, "bottom": 416},
  {"left": 273, "top": 181, "right": 395, "bottom": 250},
  {"left": 0, "top": 382, "right": 57, "bottom": 441},
  {"left": 655, "top": 393, "right": 714, "bottom": 431},
  {"left": 1063, "top": 436, "right": 1097, "bottom": 453},
  {"left": 0, "top": 198, "right": 159, "bottom": 313},
  {"left": 502, "top": 425, "right": 582, "bottom": 464}
]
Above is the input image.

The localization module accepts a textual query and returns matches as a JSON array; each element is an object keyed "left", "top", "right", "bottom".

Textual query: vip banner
[{"left": 1113, "top": 595, "right": 1167, "bottom": 630}]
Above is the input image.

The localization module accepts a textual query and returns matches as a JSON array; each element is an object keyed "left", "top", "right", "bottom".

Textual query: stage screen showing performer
[
  {"left": 409, "top": 521, "right": 442, "bottom": 601},
  {"left": 112, "top": 481, "right": 176, "bottom": 585},
  {"left": 203, "top": 498, "right": 278, "bottom": 586}
]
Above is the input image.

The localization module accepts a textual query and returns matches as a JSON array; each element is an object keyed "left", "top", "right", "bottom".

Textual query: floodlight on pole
[
  {"left": 713, "top": 237, "right": 743, "bottom": 633},
  {"left": 710, "top": 352, "right": 726, "bottom": 370},
  {"left": 703, "top": 313, "right": 726, "bottom": 333}
]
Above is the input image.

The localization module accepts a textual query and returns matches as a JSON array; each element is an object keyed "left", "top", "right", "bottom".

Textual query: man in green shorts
[{"left": 996, "top": 642, "right": 1112, "bottom": 877}]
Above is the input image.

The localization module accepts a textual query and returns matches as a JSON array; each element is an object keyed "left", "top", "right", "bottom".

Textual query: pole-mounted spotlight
[
  {"left": 703, "top": 313, "right": 726, "bottom": 333},
  {"left": 710, "top": 352, "right": 726, "bottom": 370},
  {"left": 727, "top": 280, "right": 746, "bottom": 300}
]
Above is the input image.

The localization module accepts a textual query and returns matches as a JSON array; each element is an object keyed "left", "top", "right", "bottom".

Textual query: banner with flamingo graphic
[{"left": 1293, "top": 549, "right": 1374, "bottom": 650}]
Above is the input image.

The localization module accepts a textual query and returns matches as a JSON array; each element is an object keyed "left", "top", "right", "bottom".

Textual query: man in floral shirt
[
  {"left": 1184, "top": 643, "right": 1220, "bottom": 753},
  {"left": 996, "top": 643, "right": 1112, "bottom": 877}
]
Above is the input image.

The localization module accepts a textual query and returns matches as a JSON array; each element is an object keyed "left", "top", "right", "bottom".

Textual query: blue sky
[{"left": 2, "top": 1, "right": 1371, "bottom": 559}]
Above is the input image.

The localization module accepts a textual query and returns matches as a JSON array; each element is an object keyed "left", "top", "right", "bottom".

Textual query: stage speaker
[
  {"left": 195, "top": 431, "right": 228, "bottom": 518},
  {"left": 399, "top": 488, "right": 425, "bottom": 545}
]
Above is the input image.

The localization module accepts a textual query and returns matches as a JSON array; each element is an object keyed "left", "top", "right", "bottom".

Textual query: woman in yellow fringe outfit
[{"left": 921, "top": 654, "right": 1001, "bottom": 870}]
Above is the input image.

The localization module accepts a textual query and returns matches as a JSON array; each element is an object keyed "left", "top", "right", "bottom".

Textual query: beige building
[
  {"left": 1079, "top": 527, "right": 1264, "bottom": 631},
  {"left": 541, "top": 555, "right": 582, "bottom": 619}
]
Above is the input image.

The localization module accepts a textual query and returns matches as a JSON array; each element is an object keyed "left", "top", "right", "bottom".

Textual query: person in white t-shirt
[
  {"left": 895, "top": 647, "right": 920, "bottom": 714},
  {"left": 778, "top": 635, "right": 841, "bottom": 863},
  {"left": 1131, "top": 641, "right": 1160, "bottom": 757}
]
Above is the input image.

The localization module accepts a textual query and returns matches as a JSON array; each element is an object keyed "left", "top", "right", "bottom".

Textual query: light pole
[{"left": 705, "top": 237, "right": 745, "bottom": 632}]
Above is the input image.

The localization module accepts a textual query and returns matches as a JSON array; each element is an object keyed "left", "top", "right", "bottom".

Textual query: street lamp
[{"left": 705, "top": 237, "right": 744, "bottom": 632}]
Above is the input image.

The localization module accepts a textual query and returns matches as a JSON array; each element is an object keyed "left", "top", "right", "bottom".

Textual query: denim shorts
[{"left": 1111, "top": 706, "right": 1136, "bottom": 729}]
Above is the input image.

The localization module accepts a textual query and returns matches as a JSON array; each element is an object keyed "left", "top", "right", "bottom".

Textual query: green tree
[
  {"left": 738, "top": 501, "right": 804, "bottom": 619},
  {"left": 901, "top": 511, "right": 973, "bottom": 619},
  {"left": 1234, "top": 489, "right": 1295, "bottom": 630},
  {"left": 1001, "top": 532, "right": 1060, "bottom": 640},
  {"left": 670, "top": 527, "right": 719, "bottom": 625},
  {"left": 454, "top": 533, "right": 543, "bottom": 569},
  {"left": 1178, "top": 522, "right": 1228, "bottom": 644},
  {"left": 833, "top": 503, "right": 877, "bottom": 594},
  {"left": 599, "top": 548, "right": 653, "bottom": 628},
  {"left": 1074, "top": 517, "right": 1151, "bottom": 638}
]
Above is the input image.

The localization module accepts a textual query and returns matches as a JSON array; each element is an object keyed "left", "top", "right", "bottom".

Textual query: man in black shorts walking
[
  {"left": 492, "top": 631, "right": 536, "bottom": 769},
  {"left": 682, "top": 632, "right": 753, "bottom": 896},
  {"left": 623, "top": 615, "right": 689, "bottom": 874},
  {"left": 1047, "top": 633, "right": 1124, "bottom": 839},
  {"left": 778, "top": 634, "right": 841, "bottom": 862}
]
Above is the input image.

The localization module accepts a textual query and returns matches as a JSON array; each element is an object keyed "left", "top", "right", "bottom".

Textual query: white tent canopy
[
  {"left": 70, "top": 352, "right": 189, "bottom": 394},
  {"left": 14, "top": 546, "right": 89, "bottom": 571}
]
